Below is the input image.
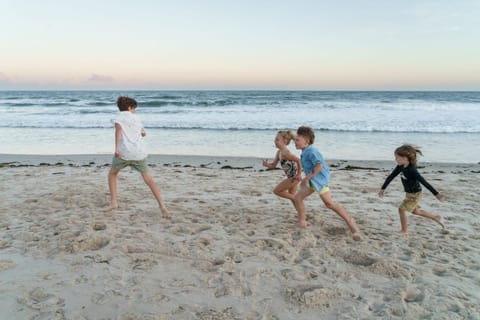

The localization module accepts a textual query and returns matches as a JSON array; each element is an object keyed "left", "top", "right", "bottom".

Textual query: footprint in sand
[
  {"left": 369, "top": 259, "right": 413, "bottom": 279},
  {"left": 403, "top": 287, "right": 425, "bottom": 303},
  {"left": 0, "top": 260, "right": 16, "bottom": 271},
  {"left": 342, "top": 250, "right": 377, "bottom": 267},
  {"left": 286, "top": 285, "right": 337, "bottom": 308},
  {"left": 81, "top": 236, "right": 111, "bottom": 251},
  {"left": 432, "top": 266, "right": 449, "bottom": 276},
  {"left": 0, "top": 239, "right": 11, "bottom": 249},
  {"left": 92, "top": 222, "right": 107, "bottom": 231},
  {"left": 18, "top": 287, "right": 65, "bottom": 315},
  {"left": 324, "top": 226, "right": 348, "bottom": 236}
]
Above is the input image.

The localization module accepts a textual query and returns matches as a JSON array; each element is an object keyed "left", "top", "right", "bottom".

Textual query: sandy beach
[{"left": 1, "top": 154, "right": 479, "bottom": 319}]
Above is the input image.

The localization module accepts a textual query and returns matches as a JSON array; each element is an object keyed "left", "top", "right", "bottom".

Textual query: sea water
[{"left": 1, "top": 90, "right": 479, "bottom": 163}]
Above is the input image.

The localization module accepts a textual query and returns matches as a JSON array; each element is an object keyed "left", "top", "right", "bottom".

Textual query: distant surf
[{"left": 1, "top": 90, "right": 479, "bottom": 162}]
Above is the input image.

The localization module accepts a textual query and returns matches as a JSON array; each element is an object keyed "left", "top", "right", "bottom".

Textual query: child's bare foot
[
  {"left": 400, "top": 230, "right": 409, "bottom": 236},
  {"left": 352, "top": 232, "right": 362, "bottom": 241},
  {"left": 346, "top": 217, "right": 361, "bottom": 240},
  {"left": 436, "top": 216, "right": 446, "bottom": 229},
  {"left": 103, "top": 204, "right": 118, "bottom": 212},
  {"left": 437, "top": 216, "right": 450, "bottom": 234},
  {"left": 160, "top": 207, "right": 170, "bottom": 219},
  {"left": 349, "top": 217, "right": 359, "bottom": 232},
  {"left": 297, "top": 220, "right": 307, "bottom": 228}
]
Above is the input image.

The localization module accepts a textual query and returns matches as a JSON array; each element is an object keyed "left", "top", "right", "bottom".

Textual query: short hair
[
  {"left": 296, "top": 126, "right": 315, "bottom": 144},
  {"left": 117, "top": 96, "right": 137, "bottom": 111},
  {"left": 395, "top": 144, "right": 423, "bottom": 167}
]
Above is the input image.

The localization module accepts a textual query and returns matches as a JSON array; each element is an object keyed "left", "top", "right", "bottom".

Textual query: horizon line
[{"left": 1, "top": 88, "right": 479, "bottom": 92}]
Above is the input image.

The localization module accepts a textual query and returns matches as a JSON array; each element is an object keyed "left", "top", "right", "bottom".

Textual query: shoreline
[{"left": 1, "top": 153, "right": 478, "bottom": 173}]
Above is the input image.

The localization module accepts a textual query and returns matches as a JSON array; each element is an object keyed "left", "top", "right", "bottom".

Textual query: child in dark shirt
[{"left": 379, "top": 144, "right": 446, "bottom": 235}]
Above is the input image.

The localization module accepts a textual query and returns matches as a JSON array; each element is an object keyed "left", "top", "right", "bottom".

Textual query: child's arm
[
  {"left": 114, "top": 123, "right": 122, "bottom": 158},
  {"left": 415, "top": 170, "right": 445, "bottom": 201},
  {"left": 379, "top": 166, "right": 401, "bottom": 197},
  {"left": 262, "top": 151, "right": 280, "bottom": 169},
  {"left": 411, "top": 167, "right": 442, "bottom": 197},
  {"left": 301, "top": 163, "right": 322, "bottom": 187}
]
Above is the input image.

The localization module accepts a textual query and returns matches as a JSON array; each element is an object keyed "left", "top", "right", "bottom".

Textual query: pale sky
[{"left": 1, "top": 0, "right": 479, "bottom": 90}]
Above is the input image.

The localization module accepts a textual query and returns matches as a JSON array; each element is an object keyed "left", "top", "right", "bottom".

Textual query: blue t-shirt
[{"left": 301, "top": 145, "right": 330, "bottom": 191}]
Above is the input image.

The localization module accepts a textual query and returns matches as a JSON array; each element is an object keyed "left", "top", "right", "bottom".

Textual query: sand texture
[{"left": 0, "top": 155, "right": 479, "bottom": 319}]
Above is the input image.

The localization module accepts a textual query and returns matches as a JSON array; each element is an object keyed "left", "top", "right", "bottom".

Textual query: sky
[{"left": 1, "top": 0, "right": 479, "bottom": 90}]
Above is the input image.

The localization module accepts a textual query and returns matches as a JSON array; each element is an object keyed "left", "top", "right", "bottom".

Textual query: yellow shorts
[
  {"left": 309, "top": 182, "right": 330, "bottom": 195},
  {"left": 400, "top": 192, "right": 422, "bottom": 212}
]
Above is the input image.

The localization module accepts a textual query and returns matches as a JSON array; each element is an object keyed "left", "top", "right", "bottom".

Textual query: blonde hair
[
  {"left": 395, "top": 144, "right": 423, "bottom": 167},
  {"left": 277, "top": 130, "right": 296, "bottom": 145}
]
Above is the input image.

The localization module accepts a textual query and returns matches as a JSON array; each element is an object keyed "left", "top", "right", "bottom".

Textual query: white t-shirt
[{"left": 113, "top": 111, "right": 148, "bottom": 160}]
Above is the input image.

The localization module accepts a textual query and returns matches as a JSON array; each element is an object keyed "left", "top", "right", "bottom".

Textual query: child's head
[
  {"left": 295, "top": 126, "right": 315, "bottom": 150},
  {"left": 394, "top": 144, "right": 423, "bottom": 167},
  {"left": 296, "top": 126, "right": 315, "bottom": 144},
  {"left": 117, "top": 96, "right": 137, "bottom": 111},
  {"left": 275, "top": 130, "right": 295, "bottom": 147}
]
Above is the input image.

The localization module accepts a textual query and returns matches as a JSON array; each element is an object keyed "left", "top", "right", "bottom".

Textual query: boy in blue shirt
[{"left": 294, "top": 126, "right": 360, "bottom": 240}]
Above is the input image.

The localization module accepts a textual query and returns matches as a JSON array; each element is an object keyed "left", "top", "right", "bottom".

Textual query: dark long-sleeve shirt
[{"left": 381, "top": 164, "right": 439, "bottom": 195}]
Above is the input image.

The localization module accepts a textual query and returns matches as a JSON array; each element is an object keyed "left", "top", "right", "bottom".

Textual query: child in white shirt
[{"left": 105, "top": 96, "right": 169, "bottom": 218}]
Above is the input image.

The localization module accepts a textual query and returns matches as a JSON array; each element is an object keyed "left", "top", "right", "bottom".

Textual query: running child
[
  {"left": 105, "top": 96, "right": 169, "bottom": 218},
  {"left": 379, "top": 144, "right": 446, "bottom": 235},
  {"left": 262, "top": 130, "right": 302, "bottom": 207},
  {"left": 294, "top": 126, "right": 360, "bottom": 240}
]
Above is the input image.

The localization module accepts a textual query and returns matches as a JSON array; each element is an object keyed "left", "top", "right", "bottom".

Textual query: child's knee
[
  {"left": 142, "top": 173, "right": 153, "bottom": 183},
  {"left": 294, "top": 193, "right": 305, "bottom": 203},
  {"left": 411, "top": 208, "right": 422, "bottom": 215},
  {"left": 324, "top": 200, "right": 336, "bottom": 209}
]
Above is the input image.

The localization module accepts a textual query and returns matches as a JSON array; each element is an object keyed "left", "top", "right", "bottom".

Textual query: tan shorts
[
  {"left": 400, "top": 192, "right": 422, "bottom": 212},
  {"left": 111, "top": 157, "right": 148, "bottom": 173}
]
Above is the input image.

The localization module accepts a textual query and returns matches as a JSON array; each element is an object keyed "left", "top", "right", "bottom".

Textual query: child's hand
[
  {"left": 300, "top": 178, "right": 309, "bottom": 188},
  {"left": 436, "top": 194, "right": 445, "bottom": 201},
  {"left": 141, "top": 129, "right": 146, "bottom": 137},
  {"left": 262, "top": 159, "right": 269, "bottom": 167},
  {"left": 378, "top": 190, "right": 385, "bottom": 198},
  {"left": 114, "top": 151, "right": 121, "bottom": 158}
]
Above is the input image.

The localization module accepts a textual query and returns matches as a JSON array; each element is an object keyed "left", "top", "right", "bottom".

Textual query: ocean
[{"left": 1, "top": 90, "right": 479, "bottom": 163}]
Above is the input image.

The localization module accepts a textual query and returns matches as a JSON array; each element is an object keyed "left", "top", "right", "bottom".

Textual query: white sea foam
[{"left": 1, "top": 91, "right": 479, "bottom": 162}]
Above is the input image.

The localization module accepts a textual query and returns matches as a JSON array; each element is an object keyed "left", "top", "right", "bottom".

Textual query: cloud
[{"left": 87, "top": 73, "right": 114, "bottom": 82}]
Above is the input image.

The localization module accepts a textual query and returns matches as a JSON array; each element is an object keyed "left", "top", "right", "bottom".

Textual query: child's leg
[
  {"left": 287, "top": 182, "right": 299, "bottom": 209},
  {"left": 320, "top": 191, "right": 360, "bottom": 237},
  {"left": 105, "top": 168, "right": 120, "bottom": 210},
  {"left": 398, "top": 208, "right": 408, "bottom": 235},
  {"left": 412, "top": 208, "right": 446, "bottom": 229},
  {"left": 274, "top": 179, "right": 299, "bottom": 209},
  {"left": 294, "top": 184, "right": 314, "bottom": 227},
  {"left": 141, "top": 172, "right": 169, "bottom": 217}
]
